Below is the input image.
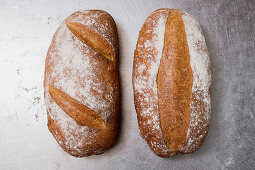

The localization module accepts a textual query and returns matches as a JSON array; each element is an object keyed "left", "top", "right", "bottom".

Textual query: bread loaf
[
  {"left": 44, "top": 10, "right": 120, "bottom": 157},
  {"left": 132, "top": 9, "right": 211, "bottom": 157}
]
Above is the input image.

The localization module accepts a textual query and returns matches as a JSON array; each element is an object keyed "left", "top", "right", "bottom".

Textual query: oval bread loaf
[
  {"left": 132, "top": 9, "right": 211, "bottom": 157},
  {"left": 44, "top": 10, "right": 120, "bottom": 157}
]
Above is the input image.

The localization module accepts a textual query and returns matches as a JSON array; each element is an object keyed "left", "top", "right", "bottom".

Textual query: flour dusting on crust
[
  {"left": 44, "top": 10, "right": 118, "bottom": 156},
  {"left": 133, "top": 9, "right": 211, "bottom": 156},
  {"left": 179, "top": 10, "right": 211, "bottom": 153},
  {"left": 69, "top": 10, "right": 118, "bottom": 58},
  {"left": 133, "top": 9, "right": 173, "bottom": 156}
]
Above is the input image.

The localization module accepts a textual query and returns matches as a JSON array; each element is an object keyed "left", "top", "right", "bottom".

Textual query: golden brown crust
[
  {"left": 66, "top": 22, "right": 115, "bottom": 61},
  {"left": 47, "top": 104, "right": 119, "bottom": 157},
  {"left": 132, "top": 8, "right": 175, "bottom": 157},
  {"left": 49, "top": 85, "right": 106, "bottom": 129},
  {"left": 133, "top": 9, "right": 211, "bottom": 157},
  {"left": 44, "top": 10, "right": 120, "bottom": 157},
  {"left": 157, "top": 10, "right": 193, "bottom": 151},
  {"left": 178, "top": 10, "right": 211, "bottom": 154}
]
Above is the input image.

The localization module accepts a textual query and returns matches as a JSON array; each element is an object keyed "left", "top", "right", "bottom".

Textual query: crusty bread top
[
  {"left": 66, "top": 22, "right": 115, "bottom": 61},
  {"left": 133, "top": 9, "right": 211, "bottom": 157},
  {"left": 49, "top": 85, "right": 106, "bottom": 129},
  {"left": 179, "top": 10, "right": 211, "bottom": 153},
  {"left": 44, "top": 10, "right": 119, "bottom": 156},
  {"left": 157, "top": 10, "right": 193, "bottom": 151},
  {"left": 133, "top": 8, "right": 174, "bottom": 157}
]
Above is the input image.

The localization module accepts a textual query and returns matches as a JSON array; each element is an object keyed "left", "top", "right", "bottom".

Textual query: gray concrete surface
[{"left": 0, "top": 0, "right": 254, "bottom": 169}]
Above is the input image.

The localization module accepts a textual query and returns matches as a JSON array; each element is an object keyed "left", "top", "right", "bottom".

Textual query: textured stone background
[{"left": 0, "top": 0, "right": 254, "bottom": 169}]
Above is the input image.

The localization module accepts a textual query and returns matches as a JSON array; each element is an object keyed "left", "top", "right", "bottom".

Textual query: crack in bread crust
[
  {"left": 66, "top": 22, "right": 115, "bottom": 61},
  {"left": 157, "top": 10, "right": 193, "bottom": 151},
  {"left": 49, "top": 85, "right": 106, "bottom": 129}
]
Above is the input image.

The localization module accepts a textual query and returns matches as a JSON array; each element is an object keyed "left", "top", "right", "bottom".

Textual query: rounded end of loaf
[{"left": 47, "top": 111, "right": 119, "bottom": 157}]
